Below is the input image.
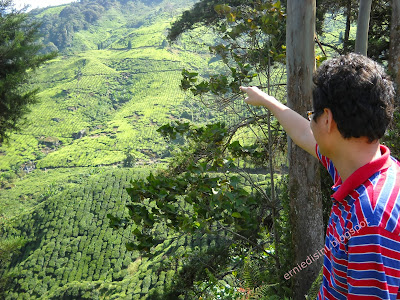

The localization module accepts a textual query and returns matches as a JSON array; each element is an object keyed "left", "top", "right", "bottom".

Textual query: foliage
[
  {"left": 236, "top": 255, "right": 291, "bottom": 299},
  {"left": 148, "top": 240, "right": 238, "bottom": 299},
  {"left": 167, "top": 0, "right": 243, "bottom": 42},
  {"left": 33, "top": 0, "right": 198, "bottom": 54},
  {"left": 170, "top": 0, "right": 286, "bottom": 71},
  {"left": 123, "top": 146, "right": 136, "bottom": 167},
  {"left": 0, "top": 235, "right": 27, "bottom": 297},
  {"left": 383, "top": 111, "right": 400, "bottom": 160},
  {"left": 315, "top": 0, "right": 391, "bottom": 62},
  {"left": 109, "top": 122, "right": 263, "bottom": 253},
  {"left": 169, "top": 0, "right": 288, "bottom": 163},
  {"left": 108, "top": 119, "right": 293, "bottom": 298},
  {"left": 1, "top": 168, "right": 183, "bottom": 299},
  {"left": 305, "top": 268, "right": 323, "bottom": 300},
  {"left": 0, "top": 19, "right": 207, "bottom": 172},
  {"left": 367, "top": 0, "right": 391, "bottom": 62},
  {"left": 0, "top": 0, "right": 219, "bottom": 298},
  {"left": 0, "top": 0, "right": 57, "bottom": 143},
  {"left": 106, "top": 0, "right": 293, "bottom": 298}
]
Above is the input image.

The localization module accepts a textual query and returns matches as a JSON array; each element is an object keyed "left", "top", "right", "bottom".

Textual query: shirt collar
[{"left": 331, "top": 145, "right": 392, "bottom": 203}]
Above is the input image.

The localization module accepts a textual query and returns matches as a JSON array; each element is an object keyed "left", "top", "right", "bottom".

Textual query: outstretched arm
[{"left": 240, "top": 86, "right": 317, "bottom": 158}]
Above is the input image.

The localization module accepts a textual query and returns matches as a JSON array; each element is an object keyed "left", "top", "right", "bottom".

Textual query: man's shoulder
[
  {"left": 390, "top": 154, "right": 400, "bottom": 168},
  {"left": 352, "top": 159, "right": 400, "bottom": 233}
]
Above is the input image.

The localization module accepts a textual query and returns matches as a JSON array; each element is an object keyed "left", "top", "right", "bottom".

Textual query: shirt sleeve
[
  {"left": 347, "top": 226, "right": 400, "bottom": 299},
  {"left": 316, "top": 144, "right": 341, "bottom": 184}
]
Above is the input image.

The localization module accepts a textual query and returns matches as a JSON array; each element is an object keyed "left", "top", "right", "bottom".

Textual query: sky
[{"left": 13, "top": 0, "right": 77, "bottom": 11}]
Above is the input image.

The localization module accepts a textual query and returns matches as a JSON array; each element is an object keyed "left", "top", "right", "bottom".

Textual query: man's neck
[{"left": 330, "top": 139, "right": 381, "bottom": 182}]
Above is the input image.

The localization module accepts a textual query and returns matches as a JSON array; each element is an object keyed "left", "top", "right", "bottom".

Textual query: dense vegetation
[
  {"left": 0, "top": 0, "right": 231, "bottom": 298},
  {"left": 0, "top": 0, "right": 56, "bottom": 143},
  {"left": 35, "top": 0, "right": 174, "bottom": 54}
]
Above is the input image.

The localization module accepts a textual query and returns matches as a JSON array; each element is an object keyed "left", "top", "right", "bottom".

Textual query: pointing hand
[{"left": 240, "top": 86, "right": 275, "bottom": 107}]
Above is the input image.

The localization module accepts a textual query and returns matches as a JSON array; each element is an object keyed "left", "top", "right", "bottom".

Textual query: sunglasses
[{"left": 307, "top": 111, "right": 314, "bottom": 121}]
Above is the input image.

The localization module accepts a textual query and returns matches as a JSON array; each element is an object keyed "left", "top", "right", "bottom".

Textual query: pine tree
[{"left": 0, "top": 0, "right": 57, "bottom": 144}]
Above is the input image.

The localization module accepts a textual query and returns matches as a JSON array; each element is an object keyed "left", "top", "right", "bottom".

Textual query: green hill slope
[
  {"left": 0, "top": 0, "right": 211, "bottom": 215},
  {"left": 2, "top": 167, "right": 196, "bottom": 299},
  {"left": 0, "top": 0, "right": 221, "bottom": 298}
]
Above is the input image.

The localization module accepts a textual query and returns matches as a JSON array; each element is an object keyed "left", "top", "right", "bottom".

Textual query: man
[{"left": 241, "top": 53, "right": 400, "bottom": 299}]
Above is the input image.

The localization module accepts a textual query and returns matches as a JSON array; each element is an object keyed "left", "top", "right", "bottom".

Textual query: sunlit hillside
[
  {"left": 0, "top": 0, "right": 230, "bottom": 298},
  {"left": 1, "top": 0, "right": 212, "bottom": 217}
]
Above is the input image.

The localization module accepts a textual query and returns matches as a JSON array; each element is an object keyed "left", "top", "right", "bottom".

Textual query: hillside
[
  {"left": 0, "top": 0, "right": 228, "bottom": 298},
  {"left": 1, "top": 0, "right": 211, "bottom": 217}
]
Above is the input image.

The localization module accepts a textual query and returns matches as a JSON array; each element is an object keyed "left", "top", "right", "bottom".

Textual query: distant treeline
[{"left": 31, "top": 0, "right": 165, "bottom": 53}]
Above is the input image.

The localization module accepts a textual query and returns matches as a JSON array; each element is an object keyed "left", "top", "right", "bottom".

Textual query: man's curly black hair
[{"left": 312, "top": 53, "right": 395, "bottom": 142}]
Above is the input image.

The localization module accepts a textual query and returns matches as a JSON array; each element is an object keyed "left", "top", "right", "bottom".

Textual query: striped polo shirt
[{"left": 316, "top": 144, "right": 400, "bottom": 299}]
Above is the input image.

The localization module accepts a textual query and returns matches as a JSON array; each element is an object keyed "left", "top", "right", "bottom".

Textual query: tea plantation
[{"left": 0, "top": 0, "right": 239, "bottom": 298}]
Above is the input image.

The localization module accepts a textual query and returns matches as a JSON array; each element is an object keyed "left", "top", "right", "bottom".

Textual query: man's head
[{"left": 312, "top": 53, "right": 395, "bottom": 142}]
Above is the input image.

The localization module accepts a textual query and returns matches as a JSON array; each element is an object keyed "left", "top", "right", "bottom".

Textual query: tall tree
[
  {"left": 343, "top": 0, "right": 355, "bottom": 53},
  {"left": 286, "top": 0, "right": 324, "bottom": 299},
  {"left": 315, "top": 0, "right": 355, "bottom": 53},
  {"left": 355, "top": 0, "right": 372, "bottom": 55},
  {"left": 316, "top": 0, "right": 390, "bottom": 61},
  {"left": 0, "top": 0, "right": 56, "bottom": 144}
]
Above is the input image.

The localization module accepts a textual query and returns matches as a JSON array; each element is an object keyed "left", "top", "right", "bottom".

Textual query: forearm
[
  {"left": 241, "top": 86, "right": 317, "bottom": 157},
  {"left": 261, "top": 97, "right": 316, "bottom": 157}
]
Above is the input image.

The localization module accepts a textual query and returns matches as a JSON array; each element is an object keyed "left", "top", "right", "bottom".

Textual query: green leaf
[
  {"left": 232, "top": 212, "right": 243, "bottom": 218},
  {"left": 125, "top": 242, "right": 136, "bottom": 251},
  {"left": 214, "top": 4, "right": 231, "bottom": 15},
  {"left": 273, "top": 1, "right": 281, "bottom": 9},
  {"left": 107, "top": 214, "right": 125, "bottom": 229}
]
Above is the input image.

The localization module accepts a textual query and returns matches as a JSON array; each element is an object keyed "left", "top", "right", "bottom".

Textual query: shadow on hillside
[{"left": 147, "top": 237, "right": 232, "bottom": 300}]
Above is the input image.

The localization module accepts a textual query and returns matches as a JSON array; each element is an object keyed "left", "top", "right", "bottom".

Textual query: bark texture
[{"left": 286, "top": 0, "right": 324, "bottom": 299}]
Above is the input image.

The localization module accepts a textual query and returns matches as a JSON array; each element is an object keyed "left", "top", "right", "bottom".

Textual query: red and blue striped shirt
[{"left": 316, "top": 144, "right": 400, "bottom": 299}]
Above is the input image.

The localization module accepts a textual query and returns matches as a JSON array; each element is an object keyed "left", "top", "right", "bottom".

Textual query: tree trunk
[
  {"left": 286, "top": 1, "right": 324, "bottom": 299},
  {"left": 343, "top": 0, "right": 352, "bottom": 53},
  {"left": 389, "top": 0, "right": 400, "bottom": 100},
  {"left": 355, "top": 0, "right": 372, "bottom": 55}
]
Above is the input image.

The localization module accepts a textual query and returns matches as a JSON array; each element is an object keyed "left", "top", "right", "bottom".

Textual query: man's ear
[{"left": 323, "top": 108, "right": 336, "bottom": 133}]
